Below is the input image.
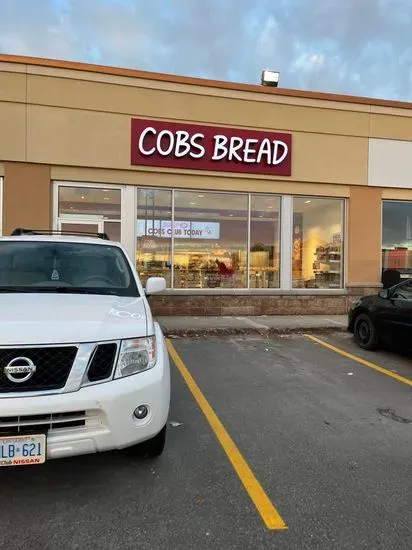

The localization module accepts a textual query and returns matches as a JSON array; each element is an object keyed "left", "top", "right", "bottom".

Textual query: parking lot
[{"left": 1, "top": 332, "right": 411, "bottom": 550}]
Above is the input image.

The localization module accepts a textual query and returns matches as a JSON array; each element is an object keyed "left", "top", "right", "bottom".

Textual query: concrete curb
[{"left": 160, "top": 325, "right": 347, "bottom": 338}]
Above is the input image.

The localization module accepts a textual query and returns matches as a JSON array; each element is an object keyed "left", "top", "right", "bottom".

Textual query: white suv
[{"left": 0, "top": 228, "right": 170, "bottom": 467}]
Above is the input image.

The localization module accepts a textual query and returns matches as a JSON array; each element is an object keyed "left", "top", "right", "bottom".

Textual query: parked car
[
  {"left": 348, "top": 278, "right": 412, "bottom": 351},
  {"left": 0, "top": 228, "right": 170, "bottom": 467}
]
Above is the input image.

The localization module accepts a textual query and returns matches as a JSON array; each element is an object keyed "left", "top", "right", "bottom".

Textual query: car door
[{"left": 386, "top": 280, "right": 412, "bottom": 350}]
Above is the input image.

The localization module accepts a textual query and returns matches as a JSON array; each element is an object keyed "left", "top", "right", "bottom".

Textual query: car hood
[{"left": 0, "top": 294, "right": 151, "bottom": 345}]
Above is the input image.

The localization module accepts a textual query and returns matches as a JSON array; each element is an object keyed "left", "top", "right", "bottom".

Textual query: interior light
[
  {"left": 190, "top": 202, "right": 196, "bottom": 205},
  {"left": 103, "top": 197, "right": 110, "bottom": 201},
  {"left": 229, "top": 214, "right": 234, "bottom": 217},
  {"left": 305, "top": 200, "right": 312, "bottom": 204},
  {"left": 198, "top": 194, "right": 205, "bottom": 198},
  {"left": 261, "top": 69, "right": 280, "bottom": 87},
  {"left": 268, "top": 206, "right": 273, "bottom": 209},
  {"left": 81, "top": 196, "right": 85, "bottom": 200},
  {"left": 259, "top": 215, "right": 264, "bottom": 218}
]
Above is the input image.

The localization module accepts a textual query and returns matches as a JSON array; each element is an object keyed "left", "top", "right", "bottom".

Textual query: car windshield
[{"left": 0, "top": 240, "right": 139, "bottom": 297}]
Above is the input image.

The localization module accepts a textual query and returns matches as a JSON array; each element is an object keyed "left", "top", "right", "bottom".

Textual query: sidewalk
[{"left": 156, "top": 314, "right": 348, "bottom": 337}]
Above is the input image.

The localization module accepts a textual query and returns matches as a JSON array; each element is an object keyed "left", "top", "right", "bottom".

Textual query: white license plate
[{"left": 0, "top": 434, "right": 46, "bottom": 467}]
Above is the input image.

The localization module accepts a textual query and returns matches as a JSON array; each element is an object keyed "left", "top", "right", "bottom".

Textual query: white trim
[
  {"left": 57, "top": 218, "right": 104, "bottom": 234},
  {"left": 246, "top": 193, "right": 251, "bottom": 289},
  {"left": 342, "top": 198, "right": 347, "bottom": 289},
  {"left": 280, "top": 195, "right": 293, "bottom": 290},
  {"left": 121, "top": 185, "right": 136, "bottom": 261},
  {"left": 171, "top": 190, "right": 175, "bottom": 289},
  {"left": 53, "top": 180, "right": 123, "bottom": 190},
  {"left": 0, "top": 176, "right": 3, "bottom": 237}
]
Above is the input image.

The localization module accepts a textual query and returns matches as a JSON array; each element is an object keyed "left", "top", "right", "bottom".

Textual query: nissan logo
[{"left": 4, "top": 357, "right": 37, "bottom": 383}]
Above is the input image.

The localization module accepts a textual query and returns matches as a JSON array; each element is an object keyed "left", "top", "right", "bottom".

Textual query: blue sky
[{"left": 1, "top": 0, "right": 412, "bottom": 101}]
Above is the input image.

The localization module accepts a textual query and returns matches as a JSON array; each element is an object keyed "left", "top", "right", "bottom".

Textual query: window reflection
[
  {"left": 173, "top": 191, "right": 248, "bottom": 288},
  {"left": 292, "top": 197, "right": 344, "bottom": 289},
  {"left": 382, "top": 201, "right": 412, "bottom": 278},
  {"left": 58, "top": 186, "right": 121, "bottom": 219},
  {"left": 136, "top": 188, "right": 172, "bottom": 286},
  {"left": 250, "top": 195, "right": 280, "bottom": 288}
]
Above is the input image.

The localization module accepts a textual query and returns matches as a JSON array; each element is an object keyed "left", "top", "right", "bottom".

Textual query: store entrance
[{"left": 57, "top": 219, "right": 104, "bottom": 237}]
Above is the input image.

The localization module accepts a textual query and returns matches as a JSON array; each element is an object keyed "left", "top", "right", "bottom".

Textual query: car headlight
[{"left": 114, "top": 337, "right": 156, "bottom": 378}]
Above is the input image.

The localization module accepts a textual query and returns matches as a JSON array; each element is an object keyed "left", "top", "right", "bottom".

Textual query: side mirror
[
  {"left": 145, "top": 277, "right": 166, "bottom": 296},
  {"left": 378, "top": 289, "right": 389, "bottom": 299}
]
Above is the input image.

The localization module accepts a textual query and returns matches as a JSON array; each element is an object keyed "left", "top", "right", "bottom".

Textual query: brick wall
[{"left": 149, "top": 293, "right": 351, "bottom": 316}]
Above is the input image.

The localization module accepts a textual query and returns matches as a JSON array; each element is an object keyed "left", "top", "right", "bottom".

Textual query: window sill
[{"left": 160, "top": 288, "right": 347, "bottom": 296}]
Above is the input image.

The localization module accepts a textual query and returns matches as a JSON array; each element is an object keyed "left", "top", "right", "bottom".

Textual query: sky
[{"left": 1, "top": 0, "right": 412, "bottom": 101}]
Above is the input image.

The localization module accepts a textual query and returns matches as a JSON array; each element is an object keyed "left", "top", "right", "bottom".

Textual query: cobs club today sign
[{"left": 131, "top": 119, "right": 292, "bottom": 176}]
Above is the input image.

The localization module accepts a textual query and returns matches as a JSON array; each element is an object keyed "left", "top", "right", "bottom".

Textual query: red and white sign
[{"left": 131, "top": 119, "right": 292, "bottom": 176}]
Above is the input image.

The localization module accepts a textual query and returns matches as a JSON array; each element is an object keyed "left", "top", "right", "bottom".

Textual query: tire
[
  {"left": 129, "top": 425, "right": 167, "bottom": 459},
  {"left": 353, "top": 313, "right": 379, "bottom": 350}
]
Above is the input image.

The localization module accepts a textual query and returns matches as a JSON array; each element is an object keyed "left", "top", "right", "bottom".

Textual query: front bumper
[{"left": 0, "top": 324, "right": 171, "bottom": 460}]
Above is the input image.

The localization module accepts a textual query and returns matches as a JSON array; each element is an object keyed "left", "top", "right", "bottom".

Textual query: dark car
[{"left": 348, "top": 279, "right": 412, "bottom": 351}]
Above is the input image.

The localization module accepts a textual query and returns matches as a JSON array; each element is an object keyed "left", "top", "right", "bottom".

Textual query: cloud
[{"left": 0, "top": 0, "right": 412, "bottom": 101}]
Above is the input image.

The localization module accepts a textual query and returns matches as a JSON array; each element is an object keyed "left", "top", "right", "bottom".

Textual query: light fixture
[
  {"left": 268, "top": 206, "right": 273, "bottom": 209},
  {"left": 103, "top": 197, "right": 110, "bottom": 201},
  {"left": 259, "top": 215, "right": 264, "bottom": 218},
  {"left": 190, "top": 202, "right": 196, "bottom": 205},
  {"left": 305, "top": 200, "right": 312, "bottom": 204},
  {"left": 81, "top": 196, "right": 85, "bottom": 200},
  {"left": 261, "top": 69, "right": 280, "bottom": 87},
  {"left": 198, "top": 194, "right": 204, "bottom": 198},
  {"left": 229, "top": 214, "right": 234, "bottom": 217}
]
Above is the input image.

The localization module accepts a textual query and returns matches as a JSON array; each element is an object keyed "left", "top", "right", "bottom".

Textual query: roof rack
[{"left": 10, "top": 228, "right": 110, "bottom": 240}]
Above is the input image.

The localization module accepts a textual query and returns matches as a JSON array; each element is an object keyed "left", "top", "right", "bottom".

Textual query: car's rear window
[{"left": 0, "top": 240, "right": 139, "bottom": 297}]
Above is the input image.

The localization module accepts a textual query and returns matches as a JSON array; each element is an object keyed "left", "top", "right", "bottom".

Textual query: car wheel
[
  {"left": 354, "top": 313, "right": 379, "bottom": 350},
  {"left": 129, "top": 425, "right": 167, "bottom": 459}
]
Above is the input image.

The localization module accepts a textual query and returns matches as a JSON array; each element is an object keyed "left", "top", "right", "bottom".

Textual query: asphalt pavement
[{"left": 0, "top": 332, "right": 411, "bottom": 549}]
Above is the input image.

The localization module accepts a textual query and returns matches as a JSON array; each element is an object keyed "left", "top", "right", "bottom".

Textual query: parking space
[{"left": 1, "top": 333, "right": 411, "bottom": 549}]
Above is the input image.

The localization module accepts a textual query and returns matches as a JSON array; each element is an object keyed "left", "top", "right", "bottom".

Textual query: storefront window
[
  {"left": 173, "top": 191, "right": 248, "bottom": 288},
  {"left": 57, "top": 185, "right": 121, "bottom": 240},
  {"left": 250, "top": 195, "right": 280, "bottom": 288},
  {"left": 382, "top": 201, "right": 412, "bottom": 277},
  {"left": 292, "top": 197, "right": 344, "bottom": 289},
  {"left": 136, "top": 188, "right": 172, "bottom": 286}
]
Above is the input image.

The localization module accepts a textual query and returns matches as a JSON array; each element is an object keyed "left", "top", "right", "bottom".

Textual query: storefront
[{"left": 1, "top": 54, "right": 412, "bottom": 315}]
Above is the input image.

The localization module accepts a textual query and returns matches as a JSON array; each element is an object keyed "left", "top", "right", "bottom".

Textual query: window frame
[
  {"left": 53, "top": 181, "right": 347, "bottom": 293},
  {"left": 381, "top": 199, "right": 412, "bottom": 279}
]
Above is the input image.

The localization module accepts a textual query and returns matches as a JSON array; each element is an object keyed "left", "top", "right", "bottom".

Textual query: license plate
[{"left": 0, "top": 434, "right": 46, "bottom": 467}]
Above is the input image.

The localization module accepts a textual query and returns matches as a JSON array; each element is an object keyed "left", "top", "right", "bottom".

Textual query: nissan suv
[{"left": 0, "top": 228, "right": 170, "bottom": 467}]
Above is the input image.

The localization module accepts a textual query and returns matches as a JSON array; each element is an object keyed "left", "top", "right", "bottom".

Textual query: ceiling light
[
  {"left": 259, "top": 215, "right": 264, "bottom": 218},
  {"left": 305, "top": 200, "right": 312, "bottom": 204},
  {"left": 190, "top": 202, "right": 196, "bottom": 205},
  {"left": 229, "top": 214, "right": 234, "bottom": 217},
  {"left": 81, "top": 196, "right": 85, "bottom": 200},
  {"left": 268, "top": 206, "right": 273, "bottom": 209},
  {"left": 103, "top": 197, "right": 110, "bottom": 201},
  {"left": 198, "top": 194, "right": 205, "bottom": 198},
  {"left": 261, "top": 69, "right": 280, "bottom": 87}
]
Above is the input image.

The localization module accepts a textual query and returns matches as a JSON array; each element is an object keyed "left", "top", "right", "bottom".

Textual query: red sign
[{"left": 131, "top": 119, "right": 292, "bottom": 176}]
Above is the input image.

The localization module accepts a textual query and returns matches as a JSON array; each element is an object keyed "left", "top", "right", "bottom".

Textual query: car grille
[
  {"left": 0, "top": 346, "right": 78, "bottom": 393},
  {"left": 87, "top": 343, "right": 118, "bottom": 382},
  {"left": 0, "top": 411, "right": 88, "bottom": 436}
]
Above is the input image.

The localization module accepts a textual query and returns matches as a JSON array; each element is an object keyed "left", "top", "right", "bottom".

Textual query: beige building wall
[
  {"left": 1, "top": 55, "right": 412, "bottom": 293},
  {"left": 3, "top": 163, "right": 51, "bottom": 235}
]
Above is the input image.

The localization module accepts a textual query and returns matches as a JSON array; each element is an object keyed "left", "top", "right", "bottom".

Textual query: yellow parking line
[
  {"left": 306, "top": 335, "right": 412, "bottom": 387},
  {"left": 166, "top": 339, "right": 287, "bottom": 531}
]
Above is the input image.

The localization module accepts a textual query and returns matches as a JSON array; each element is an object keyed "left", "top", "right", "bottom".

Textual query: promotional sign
[
  {"left": 131, "top": 119, "right": 292, "bottom": 176},
  {"left": 137, "top": 220, "right": 220, "bottom": 240}
]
